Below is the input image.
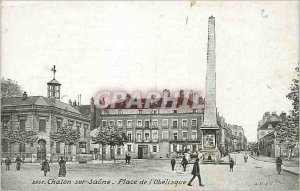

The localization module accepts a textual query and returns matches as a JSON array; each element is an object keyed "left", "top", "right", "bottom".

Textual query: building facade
[{"left": 1, "top": 75, "right": 91, "bottom": 163}]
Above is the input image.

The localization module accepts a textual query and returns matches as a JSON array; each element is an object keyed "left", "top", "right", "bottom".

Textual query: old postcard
[{"left": 1, "top": 1, "right": 299, "bottom": 191}]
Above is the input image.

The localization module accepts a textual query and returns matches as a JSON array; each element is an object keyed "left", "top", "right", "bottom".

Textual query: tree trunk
[
  {"left": 288, "top": 147, "right": 293, "bottom": 160},
  {"left": 102, "top": 144, "right": 104, "bottom": 164},
  {"left": 64, "top": 143, "right": 66, "bottom": 158}
]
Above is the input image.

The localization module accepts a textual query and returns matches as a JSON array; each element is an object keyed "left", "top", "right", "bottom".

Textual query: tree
[
  {"left": 1, "top": 124, "right": 17, "bottom": 157},
  {"left": 91, "top": 125, "right": 128, "bottom": 163},
  {"left": 14, "top": 130, "right": 38, "bottom": 156},
  {"left": 276, "top": 66, "right": 299, "bottom": 160},
  {"left": 1, "top": 78, "right": 23, "bottom": 98},
  {"left": 50, "top": 123, "right": 80, "bottom": 157}
]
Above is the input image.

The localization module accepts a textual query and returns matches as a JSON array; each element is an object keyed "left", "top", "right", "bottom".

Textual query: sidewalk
[{"left": 250, "top": 155, "right": 299, "bottom": 175}]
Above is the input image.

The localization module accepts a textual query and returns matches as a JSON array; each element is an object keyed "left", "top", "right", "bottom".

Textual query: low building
[{"left": 1, "top": 74, "right": 91, "bottom": 162}]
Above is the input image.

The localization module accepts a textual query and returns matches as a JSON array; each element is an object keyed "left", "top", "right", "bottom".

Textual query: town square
[{"left": 1, "top": 1, "right": 299, "bottom": 191}]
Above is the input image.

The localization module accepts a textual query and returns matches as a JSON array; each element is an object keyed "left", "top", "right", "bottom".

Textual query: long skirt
[
  {"left": 59, "top": 165, "right": 66, "bottom": 176},
  {"left": 16, "top": 162, "right": 21, "bottom": 170}
]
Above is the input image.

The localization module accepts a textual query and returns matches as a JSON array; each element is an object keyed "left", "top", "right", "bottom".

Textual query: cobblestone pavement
[{"left": 1, "top": 153, "right": 299, "bottom": 191}]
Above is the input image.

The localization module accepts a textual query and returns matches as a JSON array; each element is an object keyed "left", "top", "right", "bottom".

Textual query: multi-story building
[
  {"left": 91, "top": 90, "right": 205, "bottom": 160},
  {"left": 1, "top": 74, "right": 91, "bottom": 163}
]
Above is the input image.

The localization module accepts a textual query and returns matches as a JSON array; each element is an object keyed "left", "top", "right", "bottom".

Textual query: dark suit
[
  {"left": 188, "top": 161, "right": 202, "bottom": 186},
  {"left": 171, "top": 159, "right": 176, "bottom": 171}
]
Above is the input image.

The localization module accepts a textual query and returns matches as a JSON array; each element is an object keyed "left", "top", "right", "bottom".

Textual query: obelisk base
[{"left": 200, "top": 148, "right": 221, "bottom": 164}]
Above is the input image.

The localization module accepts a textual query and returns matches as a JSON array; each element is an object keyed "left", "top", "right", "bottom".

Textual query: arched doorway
[{"left": 37, "top": 139, "right": 46, "bottom": 162}]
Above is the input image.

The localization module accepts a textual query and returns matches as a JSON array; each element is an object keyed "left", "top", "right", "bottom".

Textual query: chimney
[
  {"left": 68, "top": 99, "right": 72, "bottom": 105},
  {"left": 90, "top": 97, "right": 95, "bottom": 113},
  {"left": 163, "top": 89, "right": 170, "bottom": 97},
  {"left": 22, "top": 91, "right": 27, "bottom": 100}
]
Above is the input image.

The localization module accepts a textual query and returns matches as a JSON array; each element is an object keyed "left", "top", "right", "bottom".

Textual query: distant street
[{"left": 1, "top": 153, "right": 298, "bottom": 191}]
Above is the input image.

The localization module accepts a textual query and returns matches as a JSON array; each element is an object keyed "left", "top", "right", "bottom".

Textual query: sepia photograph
[{"left": 1, "top": 1, "right": 299, "bottom": 190}]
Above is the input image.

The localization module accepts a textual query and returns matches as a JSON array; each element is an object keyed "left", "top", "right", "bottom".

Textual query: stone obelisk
[{"left": 200, "top": 16, "right": 220, "bottom": 163}]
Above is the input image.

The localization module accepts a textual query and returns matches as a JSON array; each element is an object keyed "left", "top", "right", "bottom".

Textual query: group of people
[
  {"left": 170, "top": 155, "right": 204, "bottom": 187},
  {"left": 4, "top": 155, "right": 67, "bottom": 177},
  {"left": 4, "top": 156, "right": 22, "bottom": 171},
  {"left": 41, "top": 156, "right": 67, "bottom": 177}
]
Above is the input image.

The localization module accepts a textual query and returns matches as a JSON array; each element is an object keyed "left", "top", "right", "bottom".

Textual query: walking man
[
  {"left": 188, "top": 158, "right": 205, "bottom": 187},
  {"left": 171, "top": 157, "right": 176, "bottom": 171},
  {"left": 229, "top": 157, "right": 234, "bottom": 172},
  {"left": 181, "top": 156, "right": 188, "bottom": 172},
  {"left": 5, "top": 156, "right": 11, "bottom": 171},
  {"left": 276, "top": 156, "right": 282, "bottom": 174}
]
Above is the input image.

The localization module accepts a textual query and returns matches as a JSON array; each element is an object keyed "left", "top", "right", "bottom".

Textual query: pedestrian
[
  {"left": 188, "top": 158, "right": 205, "bottom": 187},
  {"left": 276, "top": 156, "right": 282, "bottom": 174},
  {"left": 22, "top": 155, "right": 25, "bottom": 164},
  {"left": 58, "top": 156, "right": 66, "bottom": 177},
  {"left": 15, "top": 155, "right": 22, "bottom": 171},
  {"left": 41, "top": 159, "right": 50, "bottom": 176},
  {"left": 244, "top": 154, "right": 248, "bottom": 163},
  {"left": 128, "top": 152, "right": 131, "bottom": 164},
  {"left": 171, "top": 157, "right": 176, "bottom": 171},
  {"left": 5, "top": 156, "right": 11, "bottom": 171},
  {"left": 229, "top": 157, "right": 234, "bottom": 172},
  {"left": 181, "top": 156, "right": 188, "bottom": 172},
  {"left": 125, "top": 153, "right": 128, "bottom": 164}
]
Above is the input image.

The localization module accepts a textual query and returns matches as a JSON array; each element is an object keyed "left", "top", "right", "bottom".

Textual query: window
[
  {"left": 162, "top": 131, "right": 168, "bottom": 140},
  {"left": 79, "top": 142, "right": 86, "bottom": 153},
  {"left": 57, "top": 121, "right": 62, "bottom": 132},
  {"left": 102, "top": 120, "right": 107, "bottom": 127},
  {"left": 117, "top": 147, "right": 121, "bottom": 155},
  {"left": 69, "top": 120, "right": 74, "bottom": 127},
  {"left": 191, "top": 119, "right": 197, "bottom": 128},
  {"left": 20, "top": 119, "right": 26, "bottom": 131},
  {"left": 193, "top": 109, "right": 196, "bottom": 113},
  {"left": 39, "top": 119, "right": 46, "bottom": 132},
  {"left": 56, "top": 142, "right": 60, "bottom": 154},
  {"left": 153, "top": 109, "right": 158, "bottom": 114},
  {"left": 173, "top": 132, "right": 178, "bottom": 140},
  {"left": 152, "top": 120, "right": 158, "bottom": 127},
  {"left": 153, "top": 146, "right": 157, "bottom": 152},
  {"left": 182, "top": 131, "right": 187, "bottom": 139},
  {"left": 137, "top": 120, "right": 142, "bottom": 127},
  {"left": 67, "top": 145, "right": 72, "bottom": 154},
  {"left": 145, "top": 121, "right": 150, "bottom": 128},
  {"left": 145, "top": 132, "right": 150, "bottom": 141},
  {"left": 109, "top": 120, "right": 115, "bottom": 126},
  {"left": 139, "top": 110, "right": 143, "bottom": 114},
  {"left": 127, "top": 132, "right": 132, "bottom": 141},
  {"left": 117, "top": 120, "right": 123, "bottom": 128},
  {"left": 191, "top": 131, "right": 197, "bottom": 140},
  {"left": 118, "top": 110, "right": 123, "bottom": 114},
  {"left": 19, "top": 143, "right": 25, "bottom": 152},
  {"left": 136, "top": 132, "right": 142, "bottom": 141},
  {"left": 173, "top": 145, "right": 177, "bottom": 152},
  {"left": 162, "top": 119, "right": 168, "bottom": 127},
  {"left": 76, "top": 123, "right": 80, "bottom": 134},
  {"left": 152, "top": 131, "right": 158, "bottom": 141},
  {"left": 174, "top": 110, "right": 177, "bottom": 113},
  {"left": 127, "top": 145, "right": 132, "bottom": 152},
  {"left": 182, "top": 119, "right": 187, "bottom": 127},
  {"left": 172, "top": 120, "right": 178, "bottom": 128},
  {"left": 127, "top": 120, "right": 132, "bottom": 128},
  {"left": 83, "top": 125, "right": 87, "bottom": 138}
]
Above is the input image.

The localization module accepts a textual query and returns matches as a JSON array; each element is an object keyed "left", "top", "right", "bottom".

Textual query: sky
[{"left": 1, "top": 1, "right": 299, "bottom": 142}]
